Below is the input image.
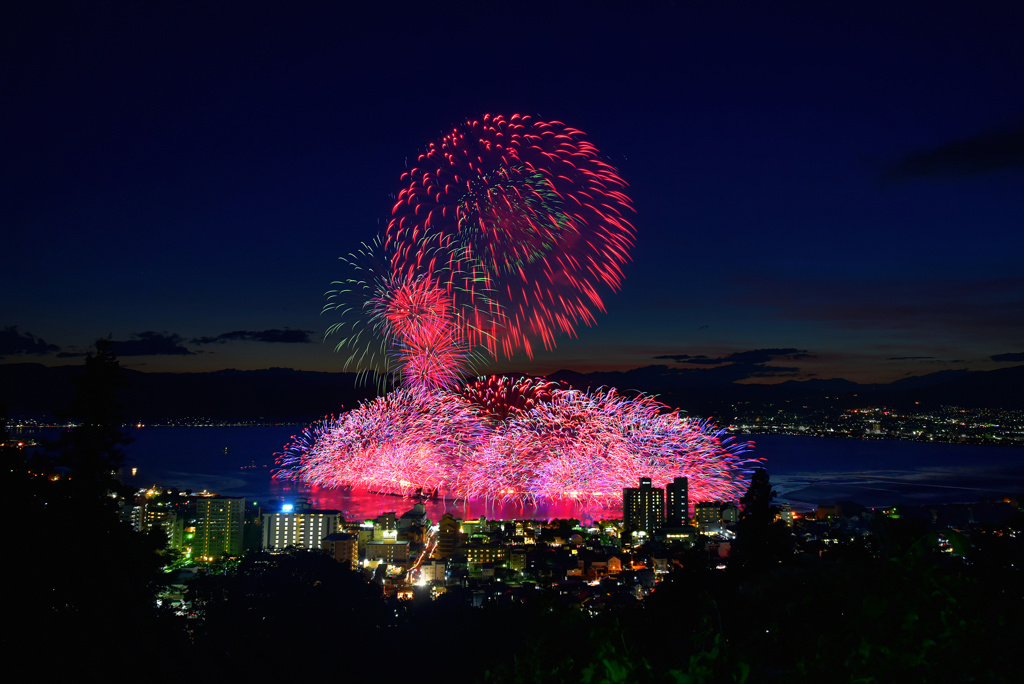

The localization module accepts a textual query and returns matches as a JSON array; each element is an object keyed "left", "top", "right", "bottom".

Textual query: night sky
[{"left": 4, "top": 2, "right": 1023, "bottom": 384}]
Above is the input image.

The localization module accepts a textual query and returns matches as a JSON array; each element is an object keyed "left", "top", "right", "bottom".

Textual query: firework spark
[
  {"left": 387, "top": 114, "right": 635, "bottom": 359},
  {"left": 276, "top": 385, "right": 757, "bottom": 506}
]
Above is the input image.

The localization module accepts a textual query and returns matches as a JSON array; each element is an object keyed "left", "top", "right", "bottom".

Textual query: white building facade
[{"left": 262, "top": 509, "right": 342, "bottom": 551}]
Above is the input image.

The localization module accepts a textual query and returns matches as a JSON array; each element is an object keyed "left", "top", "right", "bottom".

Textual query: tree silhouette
[
  {"left": 732, "top": 468, "right": 792, "bottom": 571},
  {"left": 11, "top": 340, "right": 173, "bottom": 678},
  {"left": 57, "top": 338, "right": 132, "bottom": 491},
  {"left": 739, "top": 467, "right": 775, "bottom": 525}
]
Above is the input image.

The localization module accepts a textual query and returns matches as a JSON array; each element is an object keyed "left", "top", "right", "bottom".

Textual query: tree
[
  {"left": 57, "top": 338, "right": 132, "bottom": 490},
  {"left": 11, "top": 340, "right": 173, "bottom": 677},
  {"left": 732, "top": 468, "right": 792, "bottom": 570},
  {"left": 739, "top": 468, "right": 775, "bottom": 525}
]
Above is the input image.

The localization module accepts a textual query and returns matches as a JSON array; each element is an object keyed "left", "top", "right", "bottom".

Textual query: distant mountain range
[
  {"left": 547, "top": 365, "right": 1024, "bottom": 417},
  {"left": 0, "top": 364, "right": 378, "bottom": 423},
  {"left": 2, "top": 362, "right": 1022, "bottom": 423}
]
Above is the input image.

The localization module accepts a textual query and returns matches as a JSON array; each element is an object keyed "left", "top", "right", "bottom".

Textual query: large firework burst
[
  {"left": 276, "top": 389, "right": 490, "bottom": 497},
  {"left": 275, "top": 384, "right": 757, "bottom": 506},
  {"left": 387, "top": 113, "right": 635, "bottom": 359}
]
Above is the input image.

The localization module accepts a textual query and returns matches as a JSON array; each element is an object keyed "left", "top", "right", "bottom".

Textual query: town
[{"left": 133, "top": 476, "right": 1021, "bottom": 614}]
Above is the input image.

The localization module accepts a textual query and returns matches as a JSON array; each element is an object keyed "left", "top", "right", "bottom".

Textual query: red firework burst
[
  {"left": 387, "top": 113, "right": 634, "bottom": 359},
  {"left": 371, "top": 275, "right": 453, "bottom": 346},
  {"left": 460, "top": 375, "right": 561, "bottom": 422}
]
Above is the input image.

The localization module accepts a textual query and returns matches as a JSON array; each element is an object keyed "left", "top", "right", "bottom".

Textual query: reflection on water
[
  {"left": 269, "top": 479, "right": 621, "bottom": 523},
  {"left": 105, "top": 427, "right": 1024, "bottom": 519}
]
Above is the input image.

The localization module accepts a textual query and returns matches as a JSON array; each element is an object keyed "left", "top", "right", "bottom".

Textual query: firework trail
[
  {"left": 387, "top": 114, "right": 635, "bottom": 359},
  {"left": 325, "top": 240, "right": 489, "bottom": 391}
]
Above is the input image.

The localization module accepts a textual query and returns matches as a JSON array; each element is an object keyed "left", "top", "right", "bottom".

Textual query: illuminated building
[
  {"left": 130, "top": 501, "right": 183, "bottom": 549},
  {"left": 418, "top": 559, "right": 447, "bottom": 582},
  {"left": 694, "top": 501, "right": 723, "bottom": 527},
  {"left": 623, "top": 477, "right": 664, "bottom": 537},
  {"left": 194, "top": 497, "right": 245, "bottom": 559},
  {"left": 721, "top": 502, "right": 739, "bottom": 524},
  {"left": 461, "top": 516, "right": 487, "bottom": 540},
  {"left": 436, "top": 513, "right": 461, "bottom": 559},
  {"left": 665, "top": 476, "right": 689, "bottom": 526},
  {"left": 365, "top": 539, "right": 410, "bottom": 564},
  {"left": 780, "top": 502, "right": 795, "bottom": 526},
  {"left": 366, "top": 511, "right": 409, "bottom": 564},
  {"left": 465, "top": 543, "right": 508, "bottom": 566},
  {"left": 508, "top": 547, "right": 528, "bottom": 572},
  {"left": 372, "top": 512, "right": 398, "bottom": 541},
  {"left": 262, "top": 507, "right": 342, "bottom": 552},
  {"left": 322, "top": 532, "right": 359, "bottom": 569}
]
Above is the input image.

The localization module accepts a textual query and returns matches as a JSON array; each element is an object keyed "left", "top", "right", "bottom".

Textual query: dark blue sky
[{"left": 4, "top": 1, "right": 1023, "bottom": 383}]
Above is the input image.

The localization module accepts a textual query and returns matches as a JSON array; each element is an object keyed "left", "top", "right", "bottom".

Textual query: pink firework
[
  {"left": 461, "top": 389, "right": 755, "bottom": 505},
  {"left": 395, "top": 323, "right": 470, "bottom": 393},
  {"left": 370, "top": 274, "right": 453, "bottom": 346},
  {"left": 366, "top": 274, "right": 472, "bottom": 392},
  {"left": 274, "top": 389, "right": 489, "bottom": 497},
  {"left": 276, "top": 385, "right": 756, "bottom": 506},
  {"left": 387, "top": 114, "right": 635, "bottom": 359},
  {"left": 460, "top": 374, "right": 560, "bottom": 422},
  {"left": 304, "top": 115, "right": 757, "bottom": 507}
]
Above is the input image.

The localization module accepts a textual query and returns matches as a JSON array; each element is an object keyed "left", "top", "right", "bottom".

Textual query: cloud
[
  {"left": 992, "top": 352, "right": 1024, "bottom": 362},
  {"left": 887, "top": 356, "right": 936, "bottom": 361},
  {"left": 653, "top": 354, "right": 717, "bottom": 364},
  {"left": 110, "top": 332, "right": 196, "bottom": 356},
  {"left": 722, "top": 348, "right": 814, "bottom": 364},
  {"left": 887, "top": 125, "right": 1024, "bottom": 178},
  {"left": 0, "top": 326, "right": 60, "bottom": 357},
  {"left": 191, "top": 328, "right": 314, "bottom": 345},
  {"left": 655, "top": 348, "right": 814, "bottom": 365},
  {"left": 652, "top": 348, "right": 813, "bottom": 381}
]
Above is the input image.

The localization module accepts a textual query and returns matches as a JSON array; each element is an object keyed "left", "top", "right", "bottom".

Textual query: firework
[
  {"left": 322, "top": 239, "right": 393, "bottom": 386},
  {"left": 325, "top": 242, "right": 489, "bottom": 390},
  {"left": 302, "top": 115, "right": 756, "bottom": 508},
  {"left": 460, "top": 374, "right": 560, "bottom": 422},
  {"left": 275, "top": 389, "right": 490, "bottom": 497},
  {"left": 394, "top": 321, "right": 470, "bottom": 393},
  {"left": 387, "top": 114, "right": 635, "bottom": 359},
  {"left": 277, "top": 384, "right": 757, "bottom": 507},
  {"left": 466, "top": 389, "right": 754, "bottom": 505}
]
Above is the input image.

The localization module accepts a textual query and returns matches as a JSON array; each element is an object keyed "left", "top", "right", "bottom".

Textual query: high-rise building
[
  {"left": 623, "top": 477, "right": 664, "bottom": 536},
  {"left": 194, "top": 497, "right": 245, "bottom": 559},
  {"left": 665, "top": 476, "right": 689, "bottom": 526},
  {"left": 262, "top": 508, "right": 342, "bottom": 552}
]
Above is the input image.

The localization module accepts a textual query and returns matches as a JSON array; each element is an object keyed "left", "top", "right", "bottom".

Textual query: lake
[{"left": 28, "top": 425, "right": 1023, "bottom": 521}]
